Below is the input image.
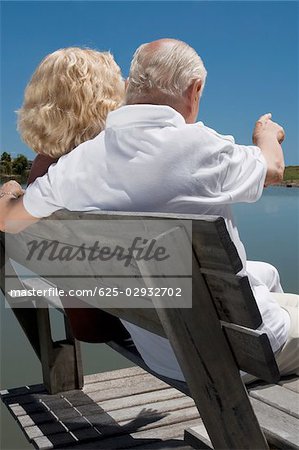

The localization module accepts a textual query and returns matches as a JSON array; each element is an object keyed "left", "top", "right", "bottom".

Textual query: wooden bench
[{"left": 1, "top": 211, "right": 298, "bottom": 450}]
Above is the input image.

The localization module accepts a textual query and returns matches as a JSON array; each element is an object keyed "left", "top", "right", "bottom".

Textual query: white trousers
[{"left": 244, "top": 261, "right": 299, "bottom": 383}]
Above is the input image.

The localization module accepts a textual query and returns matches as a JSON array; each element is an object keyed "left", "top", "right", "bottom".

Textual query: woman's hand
[
  {"left": 0, "top": 180, "right": 24, "bottom": 199},
  {"left": 0, "top": 181, "right": 37, "bottom": 233}
]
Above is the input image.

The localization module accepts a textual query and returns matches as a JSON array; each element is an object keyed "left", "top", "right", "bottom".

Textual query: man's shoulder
[
  {"left": 168, "top": 122, "right": 236, "bottom": 159},
  {"left": 192, "top": 122, "right": 236, "bottom": 144}
]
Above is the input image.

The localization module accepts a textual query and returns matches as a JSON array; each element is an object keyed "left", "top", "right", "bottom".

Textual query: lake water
[{"left": 1, "top": 187, "right": 298, "bottom": 449}]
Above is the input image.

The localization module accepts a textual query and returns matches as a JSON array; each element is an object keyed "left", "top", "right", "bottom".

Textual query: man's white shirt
[{"left": 23, "top": 105, "right": 290, "bottom": 381}]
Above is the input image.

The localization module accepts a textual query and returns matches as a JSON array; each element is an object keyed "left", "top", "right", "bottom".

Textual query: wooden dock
[
  {"left": 1, "top": 366, "right": 299, "bottom": 449},
  {"left": 1, "top": 367, "right": 199, "bottom": 449}
]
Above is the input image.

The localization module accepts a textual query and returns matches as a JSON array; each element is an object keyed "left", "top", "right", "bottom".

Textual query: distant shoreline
[{"left": 275, "top": 182, "right": 299, "bottom": 188}]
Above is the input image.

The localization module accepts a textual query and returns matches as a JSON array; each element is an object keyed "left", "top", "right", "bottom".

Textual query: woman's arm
[
  {"left": 1, "top": 153, "right": 60, "bottom": 233},
  {"left": 0, "top": 181, "right": 38, "bottom": 232}
]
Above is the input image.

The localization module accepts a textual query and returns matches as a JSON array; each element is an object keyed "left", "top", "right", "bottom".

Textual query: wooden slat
[
  {"left": 24, "top": 421, "right": 71, "bottom": 440},
  {"left": 0, "top": 384, "right": 45, "bottom": 399},
  {"left": 184, "top": 423, "right": 212, "bottom": 449},
  {"left": 110, "top": 416, "right": 202, "bottom": 442},
  {"left": 249, "top": 384, "right": 299, "bottom": 418},
  {"left": 24, "top": 423, "right": 65, "bottom": 440},
  {"left": 192, "top": 219, "right": 242, "bottom": 274},
  {"left": 84, "top": 367, "right": 145, "bottom": 384},
  {"left": 203, "top": 271, "right": 262, "bottom": 328},
  {"left": 223, "top": 322, "right": 279, "bottom": 383},
  {"left": 79, "top": 388, "right": 185, "bottom": 414},
  {"left": 9, "top": 402, "right": 50, "bottom": 418},
  {"left": 67, "top": 417, "right": 201, "bottom": 449},
  {"left": 251, "top": 397, "right": 299, "bottom": 450},
  {"left": 279, "top": 376, "right": 299, "bottom": 393},
  {"left": 83, "top": 372, "right": 163, "bottom": 394},
  {"left": 84, "top": 384, "right": 170, "bottom": 405},
  {"left": 49, "top": 210, "right": 221, "bottom": 223},
  {"left": 1, "top": 391, "right": 56, "bottom": 407},
  {"left": 96, "top": 397, "right": 195, "bottom": 424},
  {"left": 33, "top": 432, "right": 78, "bottom": 449},
  {"left": 18, "top": 411, "right": 58, "bottom": 428}
]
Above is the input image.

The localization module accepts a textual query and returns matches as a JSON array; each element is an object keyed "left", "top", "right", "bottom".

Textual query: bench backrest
[{"left": 3, "top": 211, "right": 278, "bottom": 449}]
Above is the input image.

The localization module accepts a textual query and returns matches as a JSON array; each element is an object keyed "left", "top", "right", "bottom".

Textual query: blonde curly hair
[{"left": 17, "top": 47, "right": 125, "bottom": 158}]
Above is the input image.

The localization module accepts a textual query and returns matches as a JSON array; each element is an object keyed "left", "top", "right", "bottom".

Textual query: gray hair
[{"left": 126, "top": 39, "right": 207, "bottom": 104}]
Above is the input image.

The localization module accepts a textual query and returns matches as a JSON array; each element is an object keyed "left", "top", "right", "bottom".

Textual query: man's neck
[{"left": 125, "top": 98, "right": 188, "bottom": 123}]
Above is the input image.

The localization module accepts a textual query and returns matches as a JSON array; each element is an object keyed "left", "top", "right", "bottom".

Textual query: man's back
[{"left": 24, "top": 104, "right": 266, "bottom": 227}]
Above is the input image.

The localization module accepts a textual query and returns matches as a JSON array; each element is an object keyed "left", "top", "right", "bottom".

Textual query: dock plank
[
  {"left": 84, "top": 366, "right": 145, "bottom": 385},
  {"left": 84, "top": 381, "right": 170, "bottom": 403},
  {"left": 67, "top": 417, "right": 201, "bottom": 449},
  {"left": 279, "top": 376, "right": 299, "bottom": 394},
  {"left": 84, "top": 387, "right": 185, "bottom": 412},
  {"left": 83, "top": 371, "right": 169, "bottom": 394},
  {"left": 77, "top": 392, "right": 192, "bottom": 419},
  {"left": 249, "top": 384, "right": 299, "bottom": 418},
  {"left": 251, "top": 397, "right": 299, "bottom": 450}
]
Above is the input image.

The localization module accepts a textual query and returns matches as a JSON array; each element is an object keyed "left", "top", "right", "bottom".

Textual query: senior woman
[
  {"left": 19, "top": 46, "right": 125, "bottom": 181},
  {"left": 2, "top": 46, "right": 127, "bottom": 343}
]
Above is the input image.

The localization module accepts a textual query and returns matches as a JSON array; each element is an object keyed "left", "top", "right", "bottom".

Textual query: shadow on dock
[{"left": 1, "top": 367, "right": 199, "bottom": 449}]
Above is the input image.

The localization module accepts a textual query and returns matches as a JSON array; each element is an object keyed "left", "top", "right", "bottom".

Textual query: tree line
[{"left": 0, "top": 152, "right": 29, "bottom": 176}]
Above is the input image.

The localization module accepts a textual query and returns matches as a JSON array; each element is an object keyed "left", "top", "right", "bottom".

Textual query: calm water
[{"left": 1, "top": 187, "right": 298, "bottom": 449}]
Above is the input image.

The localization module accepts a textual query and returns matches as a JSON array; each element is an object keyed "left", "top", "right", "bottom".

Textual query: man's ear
[
  {"left": 191, "top": 79, "right": 202, "bottom": 102},
  {"left": 183, "top": 79, "right": 202, "bottom": 123},
  {"left": 185, "top": 79, "right": 202, "bottom": 101}
]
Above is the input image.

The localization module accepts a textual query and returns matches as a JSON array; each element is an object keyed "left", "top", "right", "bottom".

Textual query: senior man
[{"left": 1, "top": 38, "right": 298, "bottom": 382}]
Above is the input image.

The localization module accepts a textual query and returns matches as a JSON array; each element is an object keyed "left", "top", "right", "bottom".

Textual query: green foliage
[
  {"left": 0, "top": 160, "right": 12, "bottom": 174},
  {"left": 11, "top": 154, "right": 28, "bottom": 175},
  {"left": 1, "top": 151, "right": 11, "bottom": 162},
  {"left": 284, "top": 166, "right": 299, "bottom": 181}
]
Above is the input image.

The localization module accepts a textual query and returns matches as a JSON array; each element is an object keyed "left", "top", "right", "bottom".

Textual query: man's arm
[
  {"left": 252, "top": 113, "right": 285, "bottom": 186},
  {"left": 0, "top": 181, "right": 38, "bottom": 232}
]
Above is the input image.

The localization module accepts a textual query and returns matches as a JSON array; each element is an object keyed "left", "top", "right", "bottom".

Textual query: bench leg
[
  {"left": 37, "top": 304, "right": 83, "bottom": 394},
  {"left": 1, "top": 234, "right": 83, "bottom": 394}
]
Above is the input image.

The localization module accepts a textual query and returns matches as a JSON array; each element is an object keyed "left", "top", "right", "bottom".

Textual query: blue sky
[{"left": 1, "top": 1, "right": 298, "bottom": 164}]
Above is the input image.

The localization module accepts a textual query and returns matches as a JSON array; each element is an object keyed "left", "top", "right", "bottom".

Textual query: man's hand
[
  {"left": 252, "top": 113, "right": 285, "bottom": 186},
  {"left": 253, "top": 113, "right": 285, "bottom": 145},
  {"left": 0, "top": 180, "right": 24, "bottom": 199}
]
